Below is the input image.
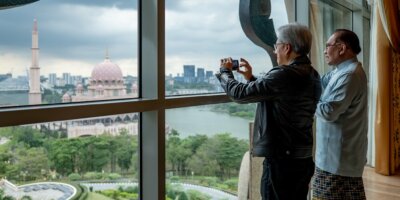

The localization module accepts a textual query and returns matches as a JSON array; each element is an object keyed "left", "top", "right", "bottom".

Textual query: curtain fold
[
  {"left": 374, "top": 4, "right": 392, "bottom": 175},
  {"left": 392, "top": 50, "right": 400, "bottom": 172},
  {"left": 377, "top": 0, "right": 400, "bottom": 52},
  {"left": 374, "top": 0, "right": 400, "bottom": 175}
]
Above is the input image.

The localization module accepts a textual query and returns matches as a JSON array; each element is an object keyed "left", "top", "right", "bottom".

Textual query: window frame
[
  {"left": 0, "top": 1, "right": 231, "bottom": 200},
  {"left": 1, "top": 0, "right": 371, "bottom": 199}
]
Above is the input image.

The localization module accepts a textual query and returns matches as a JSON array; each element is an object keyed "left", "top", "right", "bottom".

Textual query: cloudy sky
[{"left": 0, "top": 0, "right": 288, "bottom": 78}]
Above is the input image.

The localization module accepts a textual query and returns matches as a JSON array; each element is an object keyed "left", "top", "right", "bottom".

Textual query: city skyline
[{"left": 0, "top": 0, "right": 288, "bottom": 77}]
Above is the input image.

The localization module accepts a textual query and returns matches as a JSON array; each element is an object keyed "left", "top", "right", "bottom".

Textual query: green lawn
[{"left": 87, "top": 192, "right": 114, "bottom": 200}]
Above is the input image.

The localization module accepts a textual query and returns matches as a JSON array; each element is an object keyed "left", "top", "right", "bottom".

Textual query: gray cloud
[
  {"left": 0, "top": 0, "right": 288, "bottom": 77},
  {"left": 0, "top": 0, "right": 137, "bottom": 73},
  {"left": 44, "top": 0, "right": 137, "bottom": 10}
]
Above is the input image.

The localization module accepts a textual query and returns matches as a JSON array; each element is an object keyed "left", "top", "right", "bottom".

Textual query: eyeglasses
[
  {"left": 325, "top": 42, "right": 343, "bottom": 49},
  {"left": 274, "top": 42, "right": 288, "bottom": 50}
]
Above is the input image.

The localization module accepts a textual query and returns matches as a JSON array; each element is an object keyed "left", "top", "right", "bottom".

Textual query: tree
[
  {"left": 188, "top": 133, "right": 248, "bottom": 179},
  {"left": 42, "top": 89, "right": 62, "bottom": 104},
  {"left": 177, "top": 191, "right": 189, "bottom": 200},
  {"left": 0, "top": 189, "right": 16, "bottom": 200},
  {"left": 14, "top": 127, "right": 44, "bottom": 148},
  {"left": 166, "top": 129, "right": 182, "bottom": 173},
  {"left": 116, "top": 141, "right": 134, "bottom": 172},
  {"left": 80, "top": 137, "right": 109, "bottom": 172},
  {"left": 105, "top": 136, "right": 118, "bottom": 173},
  {"left": 187, "top": 148, "right": 218, "bottom": 176},
  {"left": 210, "top": 133, "right": 248, "bottom": 179},
  {"left": 91, "top": 138, "right": 110, "bottom": 172},
  {"left": 0, "top": 153, "right": 12, "bottom": 175},
  {"left": 46, "top": 139, "right": 81, "bottom": 176},
  {"left": 20, "top": 196, "right": 32, "bottom": 200},
  {"left": 182, "top": 135, "right": 208, "bottom": 154},
  {"left": 16, "top": 147, "right": 49, "bottom": 181}
]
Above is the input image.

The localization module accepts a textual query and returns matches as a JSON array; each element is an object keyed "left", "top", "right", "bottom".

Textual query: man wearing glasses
[
  {"left": 217, "top": 23, "right": 321, "bottom": 200},
  {"left": 312, "top": 29, "right": 368, "bottom": 200}
]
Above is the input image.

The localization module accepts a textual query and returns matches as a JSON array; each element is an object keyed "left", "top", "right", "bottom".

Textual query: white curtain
[{"left": 367, "top": 0, "right": 378, "bottom": 167}]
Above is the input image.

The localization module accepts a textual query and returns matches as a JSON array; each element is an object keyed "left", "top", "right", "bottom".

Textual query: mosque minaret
[{"left": 29, "top": 18, "right": 42, "bottom": 104}]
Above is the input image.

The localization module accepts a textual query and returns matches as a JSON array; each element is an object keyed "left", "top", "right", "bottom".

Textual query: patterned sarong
[{"left": 312, "top": 167, "right": 366, "bottom": 200}]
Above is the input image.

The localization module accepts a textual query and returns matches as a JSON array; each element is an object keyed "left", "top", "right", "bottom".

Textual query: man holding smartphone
[{"left": 216, "top": 23, "right": 321, "bottom": 200}]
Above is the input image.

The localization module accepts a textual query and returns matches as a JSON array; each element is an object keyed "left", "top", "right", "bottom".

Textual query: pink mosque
[
  {"left": 61, "top": 56, "right": 139, "bottom": 138},
  {"left": 61, "top": 54, "right": 138, "bottom": 103},
  {"left": 29, "top": 19, "right": 138, "bottom": 138}
]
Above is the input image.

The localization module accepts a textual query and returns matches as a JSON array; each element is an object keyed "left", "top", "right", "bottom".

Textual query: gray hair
[{"left": 277, "top": 23, "right": 312, "bottom": 55}]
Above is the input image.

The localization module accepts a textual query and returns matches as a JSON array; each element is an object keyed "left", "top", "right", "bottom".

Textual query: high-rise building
[
  {"left": 183, "top": 65, "right": 195, "bottom": 83},
  {"left": 197, "top": 67, "right": 205, "bottom": 82},
  {"left": 197, "top": 68, "right": 205, "bottom": 78},
  {"left": 183, "top": 65, "right": 195, "bottom": 77},
  {"left": 206, "top": 70, "right": 213, "bottom": 79},
  {"left": 48, "top": 73, "right": 57, "bottom": 85},
  {"left": 62, "top": 72, "right": 71, "bottom": 85}
]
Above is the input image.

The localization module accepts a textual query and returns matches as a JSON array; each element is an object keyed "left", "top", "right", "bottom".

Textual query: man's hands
[
  {"left": 220, "top": 57, "right": 234, "bottom": 70},
  {"left": 220, "top": 57, "right": 254, "bottom": 81},
  {"left": 237, "top": 58, "right": 253, "bottom": 81}
]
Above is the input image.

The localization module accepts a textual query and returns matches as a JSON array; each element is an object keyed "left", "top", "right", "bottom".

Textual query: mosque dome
[
  {"left": 62, "top": 93, "right": 70, "bottom": 99},
  {"left": 91, "top": 58, "right": 123, "bottom": 82},
  {"left": 76, "top": 83, "right": 83, "bottom": 90},
  {"left": 62, "top": 93, "right": 71, "bottom": 102}
]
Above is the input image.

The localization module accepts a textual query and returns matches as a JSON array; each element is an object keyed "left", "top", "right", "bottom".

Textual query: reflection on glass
[
  {"left": 363, "top": 17, "right": 370, "bottom": 81},
  {"left": 0, "top": 113, "right": 139, "bottom": 199},
  {"left": 0, "top": 0, "right": 138, "bottom": 107},
  {"left": 165, "top": 103, "right": 255, "bottom": 199},
  {"left": 310, "top": 0, "right": 353, "bottom": 74},
  {"left": 165, "top": 0, "right": 288, "bottom": 96}
]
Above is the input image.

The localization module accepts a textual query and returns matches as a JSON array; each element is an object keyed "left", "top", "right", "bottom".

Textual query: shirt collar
[{"left": 336, "top": 57, "right": 358, "bottom": 70}]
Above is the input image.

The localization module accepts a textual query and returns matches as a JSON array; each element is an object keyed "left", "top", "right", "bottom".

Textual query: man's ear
[
  {"left": 339, "top": 44, "right": 346, "bottom": 55},
  {"left": 284, "top": 44, "right": 292, "bottom": 55}
]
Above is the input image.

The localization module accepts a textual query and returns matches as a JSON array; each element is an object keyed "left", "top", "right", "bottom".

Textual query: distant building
[
  {"left": 206, "top": 70, "right": 213, "bottom": 79},
  {"left": 62, "top": 73, "right": 71, "bottom": 85},
  {"left": 61, "top": 54, "right": 139, "bottom": 138},
  {"left": 0, "top": 76, "right": 29, "bottom": 106},
  {"left": 183, "top": 65, "right": 195, "bottom": 83},
  {"left": 0, "top": 73, "right": 12, "bottom": 82},
  {"left": 67, "top": 114, "right": 138, "bottom": 138},
  {"left": 197, "top": 68, "right": 205, "bottom": 82},
  {"left": 62, "top": 55, "right": 138, "bottom": 103},
  {"left": 48, "top": 73, "right": 57, "bottom": 85}
]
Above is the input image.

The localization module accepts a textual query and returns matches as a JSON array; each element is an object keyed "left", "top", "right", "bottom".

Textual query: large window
[
  {"left": 0, "top": 113, "right": 139, "bottom": 199},
  {"left": 165, "top": 0, "right": 288, "bottom": 96},
  {"left": 0, "top": 0, "right": 138, "bottom": 107},
  {"left": 0, "top": 0, "right": 371, "bottom": 199},
  {"left": 310, "top": 0, "right": 352, "bottom": 75},
  {"left": 165, "top": 104, "right": 252, "bottom": 199},
  {"left": 164, "top": 0, "right": 288, "bottom": 197}
]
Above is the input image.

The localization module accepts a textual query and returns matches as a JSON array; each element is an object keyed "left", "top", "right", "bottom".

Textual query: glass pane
[
  {"left": 166, "top": 103, "right": 255, "bottom": 199},
  {"left": 363, "top": 17, "right": 370, "bottom": 81},
  {"left": 0, "top": 0, "right": 138, "bottom": 107},
  {"left": 165, "top": 0, "right": 288, "bottom": 96},
  {"left": 0, "top": 113, "right": 139, "bottom": 199},
  {"left": 314, "top": 0, "right": 352, "bottom": 74}
]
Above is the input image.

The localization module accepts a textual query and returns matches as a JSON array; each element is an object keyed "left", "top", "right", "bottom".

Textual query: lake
[{"left": 166, "top": 106, "right": 253, "bottom": 140}]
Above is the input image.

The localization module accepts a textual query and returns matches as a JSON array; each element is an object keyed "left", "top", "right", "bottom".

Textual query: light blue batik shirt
[{"left": 315, "top": 57, "right": 368, "bottom": 177}]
